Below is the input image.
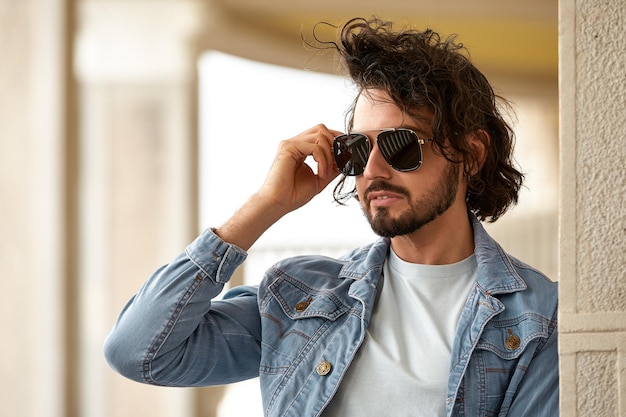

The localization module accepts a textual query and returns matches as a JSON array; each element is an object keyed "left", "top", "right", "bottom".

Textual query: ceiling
[{"left": 206, "top": 0, "right": 558, "bottom": 82}]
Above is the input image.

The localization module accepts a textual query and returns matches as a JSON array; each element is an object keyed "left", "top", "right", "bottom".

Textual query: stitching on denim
[
  {"left": 265, "top": 317, "right": 336, "bottom": 414},
  {"left": 260, "top": 312, "right": 312, "bottom": 341},
  {"left": 141, "top": 271, "right": 204, "bottom": 384}
]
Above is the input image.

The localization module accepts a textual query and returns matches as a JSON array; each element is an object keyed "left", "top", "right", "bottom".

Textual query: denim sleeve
[
  {"left": 103, "top": 228, "right": 262, "bottom": 387},
  {"left": 506, "top": 308, "right": 559, "bottom": 417}
]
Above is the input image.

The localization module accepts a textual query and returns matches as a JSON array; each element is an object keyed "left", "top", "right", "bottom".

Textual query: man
[{"left": 104, "top": 17, "right": 559, "bottom": 417}]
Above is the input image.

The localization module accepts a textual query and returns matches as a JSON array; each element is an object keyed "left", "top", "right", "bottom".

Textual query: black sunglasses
[{"left": 333, "top": 128, "right": 433, "bottom": 176}]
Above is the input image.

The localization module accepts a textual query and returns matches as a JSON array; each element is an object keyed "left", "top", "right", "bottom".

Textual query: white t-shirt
[{"left": 322, "top": 249, "right": 477, "bottom": 417}]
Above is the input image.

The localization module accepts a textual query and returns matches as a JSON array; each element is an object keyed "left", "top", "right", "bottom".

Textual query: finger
[
  {"left": 283, "top": 125, "right": 343, "bottom": 179},
  {"left": 314, "top": 141, "right": 337, "bottom": 179},
  {"left": 324, "top": 129, "right": 344, "bottom": 177},
  {"left": 311, "top": 125, "right": 343, "bottom": 177},
  {"left": 286, "top": 126, "right": 334, "bottom": 178}
]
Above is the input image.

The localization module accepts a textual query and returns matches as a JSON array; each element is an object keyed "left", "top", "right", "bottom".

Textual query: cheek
[
  {"left": 419, "top": 152, "right": 453, "bottom": 178},
  {"left": 354, "top": 178, "right": 366, "bottom": 203}
]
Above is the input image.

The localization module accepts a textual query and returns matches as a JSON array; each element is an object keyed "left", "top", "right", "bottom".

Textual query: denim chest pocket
[
  {"left": 476, "top": 313, "right": 549, "bottom": 359},
  {"left": 467, "top": 314, "right": 551, "bottom": 416},
  {"left": 268, "top": 275, "right": 350, "bottom": 320},
  {"left": 259, "top": 275, "right": 351, "bottom": 363}
]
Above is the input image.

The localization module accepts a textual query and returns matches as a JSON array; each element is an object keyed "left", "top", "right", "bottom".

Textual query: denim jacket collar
[
  {"left": 337, "top": 213, "right": 528, "bottom": 299},
  {"left": 470, "top": 215, "right": 527, "bottom": 295}
]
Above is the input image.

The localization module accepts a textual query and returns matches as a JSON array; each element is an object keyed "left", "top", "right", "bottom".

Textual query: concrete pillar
[
  {"left": 559, "top": 0, "right": 626, "bottom": 415},
  {"left": 75, "top": 1, "right": 220, "bottom": 416},
  {"left": 0, "top": 0, "right": 73, "bottom": 416}
]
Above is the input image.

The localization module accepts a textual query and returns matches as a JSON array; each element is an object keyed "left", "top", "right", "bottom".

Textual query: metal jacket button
[
  {"left": 295, "top": 297, "right": 312, "bottom": 312},
  {"left": 316, "top": 360, "right": 332, "bottom": 376},
  {"left": 505, "top": 329, "right": 521, "bottom": 350}
]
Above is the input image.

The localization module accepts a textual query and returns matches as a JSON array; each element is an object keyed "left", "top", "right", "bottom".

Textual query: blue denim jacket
[{"left": 104, "top": 216, "right": 559, "bottom": 417}]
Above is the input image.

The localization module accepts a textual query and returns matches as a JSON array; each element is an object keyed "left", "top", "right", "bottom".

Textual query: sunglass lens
[
  {"left": 334, "top": 134, "right": 369, "bottom": 176},
  {"left": 378, "top": 130, "right": 422, "bottom": 171}
]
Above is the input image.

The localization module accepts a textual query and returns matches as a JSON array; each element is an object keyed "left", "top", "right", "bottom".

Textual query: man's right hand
[{"left": 215, "top": 124, "right": 342, "bottom": 251}]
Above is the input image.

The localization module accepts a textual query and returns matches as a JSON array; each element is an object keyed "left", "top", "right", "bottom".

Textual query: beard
[{"left": 361, "top": 163, "right": 460, "bottom": 238}]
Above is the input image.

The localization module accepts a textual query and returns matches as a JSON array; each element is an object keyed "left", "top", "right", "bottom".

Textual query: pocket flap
[
  {"left": 476, "top": 313, "right": 550, "bottom": 359},
  {"left": 268, "top": 276, "right": 348, "bottom": 321}
]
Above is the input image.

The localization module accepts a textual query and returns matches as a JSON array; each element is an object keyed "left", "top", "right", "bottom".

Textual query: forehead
[{"left": 352, "top": 89, "right": 433, "bottom": 135}]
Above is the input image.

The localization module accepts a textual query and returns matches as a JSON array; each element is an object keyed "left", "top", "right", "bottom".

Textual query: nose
[{"left": 362, "top": 141, "right": 393, "bottom": 180}]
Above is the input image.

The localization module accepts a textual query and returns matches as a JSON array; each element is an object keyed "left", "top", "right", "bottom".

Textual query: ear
[{"left": 466, "top": 129, "right": 489, "bottom": 176}]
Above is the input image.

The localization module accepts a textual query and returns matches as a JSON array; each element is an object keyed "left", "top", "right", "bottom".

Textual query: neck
[{"left": 389, "top": 204, "right": 475, "bottom": 265}]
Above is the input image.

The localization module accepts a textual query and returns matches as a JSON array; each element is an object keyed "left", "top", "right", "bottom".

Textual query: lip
[{"left": 366, "top": 190, "right": 405, "bottom": 207}]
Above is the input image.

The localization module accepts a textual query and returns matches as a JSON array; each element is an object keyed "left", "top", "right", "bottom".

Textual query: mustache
[{"left": 363, "top": 180, "right": 411, "bottom": 200}]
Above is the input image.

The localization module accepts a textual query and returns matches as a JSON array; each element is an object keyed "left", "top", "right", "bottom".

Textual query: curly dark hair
[{"left": 313, "top": 17, "right": 524, "bottom": 222}]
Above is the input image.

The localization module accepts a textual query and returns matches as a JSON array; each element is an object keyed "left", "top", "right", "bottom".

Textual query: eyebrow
[
  {"left": 405, "top": 111, "right": 434, "bottom": 133},
  {"left": 348, "top": 127, "right": 432, "bottom": 141},
  {"left": 399, "top": 124, "right": 430, "bottom": 136}
]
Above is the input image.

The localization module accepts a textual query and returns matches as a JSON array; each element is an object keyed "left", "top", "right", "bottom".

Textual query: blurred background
[{"left": 1, "top": 0, "right": 558, "bottom": 416}]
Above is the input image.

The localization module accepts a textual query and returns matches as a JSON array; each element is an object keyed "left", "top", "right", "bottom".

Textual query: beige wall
[
  {"left": 559, "top": 0, "right": 626, "bottom": 415},
  {"left": 1, "top": 0, "right": 68, "bottom": 415},
  {"left": 76, "top": 3, "right": 207, "bottom": 417},
  {"left": 1, "top": 0, "right": 623, "bottom": 416}
]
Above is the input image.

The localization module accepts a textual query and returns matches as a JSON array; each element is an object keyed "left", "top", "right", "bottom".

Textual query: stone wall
[{"left": 559, "top": 0, "right": 626, "bottom": 415}]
